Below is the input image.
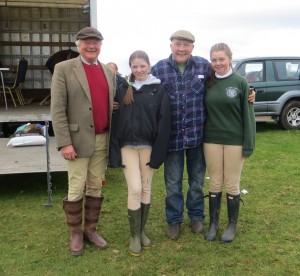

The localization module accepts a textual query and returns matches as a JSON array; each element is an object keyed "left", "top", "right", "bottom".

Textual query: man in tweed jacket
[{"left": 51, "top": 27, "right": 115, "bottom": 256}]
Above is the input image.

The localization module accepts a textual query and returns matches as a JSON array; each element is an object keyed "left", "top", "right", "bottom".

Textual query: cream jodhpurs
[
  {"left": 121, "top": 147, "right": 154, "bottom": 210},
  {"left": 203, "top": 143, "right": 244, "bottom": 195},
  {"left": 67, "top": 133, "right": 108, "bottom": 201}
]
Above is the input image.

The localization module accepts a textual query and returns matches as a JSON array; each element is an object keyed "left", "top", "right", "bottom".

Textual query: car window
[
  {"left": 235, "top": 61, "right": 264, "bottom": 82},
  {"left": 232, "top": 60, "right": 240, "bottom": 68},
  {"left": 273, "top": 60, "right": 300, "bottom": 81}
]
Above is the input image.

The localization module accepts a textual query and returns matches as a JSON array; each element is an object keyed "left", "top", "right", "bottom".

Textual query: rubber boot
[
  {"left": 141, "top": 203, "right": 151, "bottom": 249},
  {"left": 221, "top": 194, "right": 240, "bottom": 243},
  {"left": 63, "top": 197, "right": 84, "bottom": 256},
  {"left": 128, "top": 209, "right": 142, "bottom": 256},
  {"left": 205, "top": 192, "right": 222, "bottom": 241},
  {"left": 83, "top": 195, "right": 108, "bottom": 249}
]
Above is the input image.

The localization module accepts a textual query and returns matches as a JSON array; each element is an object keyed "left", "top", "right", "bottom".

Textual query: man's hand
[
  {"left": 113, "top": 101, "right": 120, "bottom": 110},
  {"left": 248, "top": 86, "right": 256, "bottom": 104},
  {"left": 61, "top": 144, "right": 77, "bottom": 160}
]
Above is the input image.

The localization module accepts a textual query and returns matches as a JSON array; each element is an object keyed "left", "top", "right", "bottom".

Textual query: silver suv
[{"left": 233, "top": 57, "right": 300, "bottom": 130}]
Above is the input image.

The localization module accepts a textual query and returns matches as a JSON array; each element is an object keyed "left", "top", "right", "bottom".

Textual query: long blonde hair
[
  {"left": 206, "top": 42, "right": 233, "bottom": 88},
  {"left": 123, "top": 50, "right": 150, "bottom": 105}
]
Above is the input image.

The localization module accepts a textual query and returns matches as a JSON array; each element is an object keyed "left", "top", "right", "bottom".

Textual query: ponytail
[{"left": 124, "top": 74, "right": 135, "bottom": 105}]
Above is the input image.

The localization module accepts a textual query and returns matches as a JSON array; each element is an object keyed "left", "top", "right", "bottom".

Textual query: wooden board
[
  {"left": 0, "top": 0, "right": 86, "bottom": 8},
  {"left": 0, "top": 104, "right": 51, "bottom": 122},
  {"left": 0, "top": 103, "right": 67, "bottom": 174},
  {"left": 0, "top": 137, "right": 67, "bottom": 174}
]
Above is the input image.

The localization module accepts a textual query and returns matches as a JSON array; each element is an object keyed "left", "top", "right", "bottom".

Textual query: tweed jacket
[{"left": 51, "top": 56, "right": 116, "bottom": 157}]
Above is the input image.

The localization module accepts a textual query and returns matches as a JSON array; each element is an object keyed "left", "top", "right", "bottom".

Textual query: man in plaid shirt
[{"left": 151, "top": 30, "right": 210, "bottom": 239}]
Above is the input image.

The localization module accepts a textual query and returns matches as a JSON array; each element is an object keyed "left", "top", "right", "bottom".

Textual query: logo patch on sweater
[{"left": 226, "top": 87, "right": 238, "bottom": 98}]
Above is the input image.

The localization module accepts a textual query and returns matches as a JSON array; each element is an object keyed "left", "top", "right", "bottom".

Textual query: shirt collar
[
  {"left": 215, "top": 68, "right": 233, "bottom": 79},
  {"left": 168, "top": 54, "right": 195, "bottom": 69},
  {"left": 80, "top": 56, "right": 98, "bottom": 66}
]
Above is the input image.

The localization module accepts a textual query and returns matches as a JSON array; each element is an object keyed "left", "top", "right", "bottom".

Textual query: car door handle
[{"left": 256, "top": 89, "right": 264, "bottom": 93}]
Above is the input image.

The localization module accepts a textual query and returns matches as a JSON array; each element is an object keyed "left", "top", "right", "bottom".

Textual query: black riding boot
[
  {"left": 205, "top": 192, "right": 222, "bottom": 241},
  {"left": 221, "top": 194, "right": 240, "bottom": 242}
]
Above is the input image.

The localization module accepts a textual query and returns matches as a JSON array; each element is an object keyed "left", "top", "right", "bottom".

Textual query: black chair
[{"left": 0, "top": 58, "right": 28, "bottom": 106}]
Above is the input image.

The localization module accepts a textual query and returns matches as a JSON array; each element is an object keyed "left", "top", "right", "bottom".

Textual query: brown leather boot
[
  {"left": 63, "top": 197, "right": 84, "bottom": 256},
  {"left": 83, "top": 195, "right": 108, "bottom": 249}
]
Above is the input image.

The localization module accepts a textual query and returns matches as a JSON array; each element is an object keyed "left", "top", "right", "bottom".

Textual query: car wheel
[{"left": 279, "top": 101, "right": 300, "bottom": 130}]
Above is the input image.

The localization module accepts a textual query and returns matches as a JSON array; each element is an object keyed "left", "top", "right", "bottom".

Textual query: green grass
[{"left": 1, "top": 121, "right": 300, "bottom": 276}]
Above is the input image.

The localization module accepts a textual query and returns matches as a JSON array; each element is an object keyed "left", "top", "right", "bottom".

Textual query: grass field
[{"left": 0, "top": 121, "right": 299, "bottom": 276}]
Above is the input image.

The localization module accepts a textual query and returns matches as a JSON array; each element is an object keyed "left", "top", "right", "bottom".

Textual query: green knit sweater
[{"left": 204, "top": 73, "right": 256, "bottom": 157}]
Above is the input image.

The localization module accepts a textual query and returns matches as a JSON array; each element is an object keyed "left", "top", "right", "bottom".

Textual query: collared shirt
[
  {"left": 151, "top": 54, "right": 211, "bottom": 151},
  {"left": 80, "top": 56, "right": 98, "bottom": 66}
]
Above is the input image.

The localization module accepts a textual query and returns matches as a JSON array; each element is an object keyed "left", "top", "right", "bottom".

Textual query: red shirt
[{"left": 83, "top": 63, "right": 109, "bottom": 134}]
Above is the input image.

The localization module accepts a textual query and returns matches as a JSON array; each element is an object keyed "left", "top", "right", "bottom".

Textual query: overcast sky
[{"left": 97, "top": 0, "right": 300, "bottom": 76}]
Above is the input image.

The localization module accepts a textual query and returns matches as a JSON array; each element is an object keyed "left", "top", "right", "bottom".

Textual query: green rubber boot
[
  {"left": 141, "top": 203, "right": 151, "bottom": 249},
  {"left": 128, "top": 208, "right": 142, "bottom": 256}
]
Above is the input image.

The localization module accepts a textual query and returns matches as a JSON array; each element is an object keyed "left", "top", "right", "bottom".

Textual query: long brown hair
[{"left": 123, "top": 50, "right": 150, "bottom": 105}]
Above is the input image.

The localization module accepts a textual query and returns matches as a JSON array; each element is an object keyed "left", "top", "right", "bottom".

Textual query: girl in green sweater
[{"left": 204, "top": 43, "right": 256, "bottom": 242}]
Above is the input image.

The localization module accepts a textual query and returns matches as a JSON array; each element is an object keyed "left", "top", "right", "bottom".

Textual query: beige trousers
[
  {"left": 203, "top": 143, "right": 244, "bottom": 195},
  {"left": 121, "top": 147, "right": 154, "bottom": 210},
  {"left": 67, "top": 133, "right": 108, "bottom": 201}
]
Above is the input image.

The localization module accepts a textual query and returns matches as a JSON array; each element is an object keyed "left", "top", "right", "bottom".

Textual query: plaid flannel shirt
[{"left": 151, "top": 54, "right": 211, "bottom": 151}]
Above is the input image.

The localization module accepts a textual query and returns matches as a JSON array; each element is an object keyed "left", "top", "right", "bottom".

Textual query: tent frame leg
[{"left": 43, "top": 120, "right": 53, "bottom": 207}]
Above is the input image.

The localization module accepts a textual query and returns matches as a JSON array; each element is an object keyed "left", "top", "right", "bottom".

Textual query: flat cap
[
  {"left": 76, "top": 27, "right": 103, "bottom": 41},
  {"left": 170, "top": 30, "right": 195, "bottom": 43}
]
